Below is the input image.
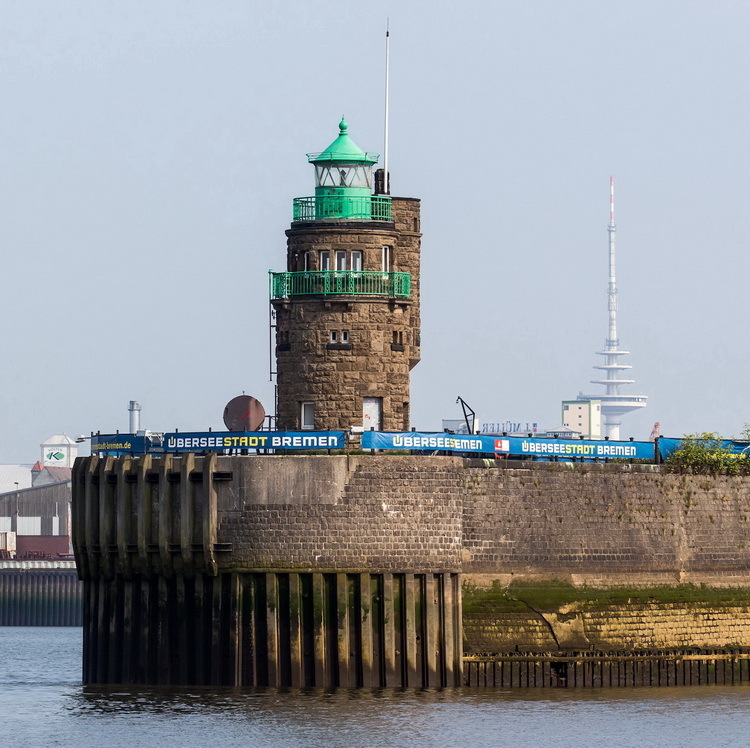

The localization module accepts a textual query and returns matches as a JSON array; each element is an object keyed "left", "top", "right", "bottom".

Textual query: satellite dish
[{"left": 223, "top": 395, "right": 266, "bottom": 432}]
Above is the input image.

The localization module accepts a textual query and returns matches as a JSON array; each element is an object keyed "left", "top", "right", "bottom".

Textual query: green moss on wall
[{"left": 463, "top": 579, "right": 750, "bottom": 614}]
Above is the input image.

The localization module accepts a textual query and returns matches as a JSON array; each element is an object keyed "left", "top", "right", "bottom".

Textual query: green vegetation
[
  {"left": 665, "top": 431, "right": 750, "bottom": 476},
  {"left": 462, "top": 579, "right": 750, "bottom": 615}
]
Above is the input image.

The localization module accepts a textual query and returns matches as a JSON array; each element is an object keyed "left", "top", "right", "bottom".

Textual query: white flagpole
[{"left": 383, "top": 20, "right": 390, "bottom": 194}]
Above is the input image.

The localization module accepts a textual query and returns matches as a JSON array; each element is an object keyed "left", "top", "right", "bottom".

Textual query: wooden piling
[
  {"left": 359, "top": 573, "right": 374, "bottom": 687},
  {"left": 312, "top": 572, "right": 328, "bottom": 687},
  {"left": 265, "top": 572, "right": 280, "bottom": 687},
  {"left": 335, "top": 573, "right": 351, "bottom": 687}
]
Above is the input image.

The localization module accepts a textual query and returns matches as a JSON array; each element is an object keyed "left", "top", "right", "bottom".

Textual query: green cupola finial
[{"left": 307, "top": 118, "right": 379, "bottom": 166}]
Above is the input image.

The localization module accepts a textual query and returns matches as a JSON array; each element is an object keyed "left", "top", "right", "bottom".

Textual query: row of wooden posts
[{"left": 5, "top": 569, "right": 750, "bottom": 689}]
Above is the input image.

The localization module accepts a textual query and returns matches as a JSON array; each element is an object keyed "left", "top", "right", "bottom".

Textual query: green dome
[{"left": 307, "top": 118, "right": 380, "bottom": 165}]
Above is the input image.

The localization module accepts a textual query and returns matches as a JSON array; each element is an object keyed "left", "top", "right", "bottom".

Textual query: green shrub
[{"left": 665, "top": 432, "right": 750, "bottom": 476}]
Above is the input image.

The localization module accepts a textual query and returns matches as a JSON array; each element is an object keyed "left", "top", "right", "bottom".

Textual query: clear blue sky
[{"left": 0, "top": 0, "right": 747, "bottom": 461}]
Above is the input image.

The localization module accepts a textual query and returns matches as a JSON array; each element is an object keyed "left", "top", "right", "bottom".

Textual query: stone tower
[{"left": 270, "top": 119, "right": 421, "bottom": 432}]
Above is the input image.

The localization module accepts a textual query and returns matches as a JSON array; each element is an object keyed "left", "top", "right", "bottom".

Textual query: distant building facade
[
  {"left": 0, "top": 434, "right": 75, "bottom": 558},
  {"left": 562, "top": 399, "right": 602, "bottom": 439}
]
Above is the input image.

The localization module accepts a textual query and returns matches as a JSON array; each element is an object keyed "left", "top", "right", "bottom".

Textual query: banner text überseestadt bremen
[
  {"left": 164, "top": 431, "right": 345, "bottom": 451},
  {"left": 362, "top": 432, "right": 486, "bottom": 451},
  {"left": 361, "top": 431, "right": 654, "bottom": 460}
]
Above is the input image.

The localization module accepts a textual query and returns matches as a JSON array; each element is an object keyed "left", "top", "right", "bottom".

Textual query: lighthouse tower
[{"left": 270, "top": 118, "right": 421, "bottom": 432}]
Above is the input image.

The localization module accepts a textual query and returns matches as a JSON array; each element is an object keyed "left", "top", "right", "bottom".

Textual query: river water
[{"left": 3, "top": 627, "right": 750, "bottom": 747}]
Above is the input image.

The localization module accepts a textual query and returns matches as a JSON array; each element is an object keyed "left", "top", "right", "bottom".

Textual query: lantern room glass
[{"left": 315, "top": 164, "right": 373, "bottom": 189}]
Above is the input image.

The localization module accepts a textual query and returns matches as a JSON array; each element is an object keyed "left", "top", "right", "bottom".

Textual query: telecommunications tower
[{"left": 578, "top": 177, "right": 646, "bottom": 439}]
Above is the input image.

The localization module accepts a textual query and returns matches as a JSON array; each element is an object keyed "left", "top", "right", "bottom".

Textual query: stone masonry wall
[
  {"left": 216, "top": 456, "right": 463, "bottom": 572},
  {"left": 463, "top": 602, "right": 750, "bottom": 653},
  {"left": 274, "top": 299, "right": 413, "bottom": 431},
  {"left": 212, "top": 456, "right": 750, "bottom": 582},
  {"left": 390, "top": 197, "right": 422, "bottom": 366},
  {"left": 274, "top": 198, "right": 421, "bottom": 432},
  {"left": 212, "top": 455, "right": 750, "bottom": 652},
  {"left": 71, "top": 453, "right": 750, "bottom": 652},
  {"left": 460, "top": 461, "right": 750, "bottom": 583}
]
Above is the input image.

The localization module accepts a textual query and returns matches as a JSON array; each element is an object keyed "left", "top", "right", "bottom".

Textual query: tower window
[
  {"left": 303, "top": 252, "right": 311, "bottom": 271},
  {"left": 351, "top": 251, "right": 363, "bottom": 271},
  {"left": 327, "top": 330, "right": 352, "bottom": 350},
  {"left": 301, "top": 402, "right": 315, "bottom": 430},
  {"left": 335, "top": 250, "right": 347, "bottom": 271},
  {"left": 319, "top": 251, "right": 330, "bottom": 270},
  {"left": 381, "top": 246, "right": 391, "bottom": 272},
  {"left": 328, "top": 330, "right": 350, "bottom": 344}
]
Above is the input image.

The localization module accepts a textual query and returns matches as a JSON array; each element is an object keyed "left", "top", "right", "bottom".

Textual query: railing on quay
[
  {"left": 87, "top": 429, "right": 667, "bottom": 464},
  {"left": 464, "top": 650, "right": 750, "bottom": 688},
  {"left": 270, "top": 270, "right": 411, "bottom": 299},
  {"left": 292, "top": 195, "right": 392, "bottom": 221}
]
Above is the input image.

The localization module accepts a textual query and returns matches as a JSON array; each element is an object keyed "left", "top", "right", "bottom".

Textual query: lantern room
[{"left": 292, "top": 118, "right": 391, "bottom": 221}]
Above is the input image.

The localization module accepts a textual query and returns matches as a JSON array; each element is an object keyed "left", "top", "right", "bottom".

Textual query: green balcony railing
[
  {"left": 292, "top": 195, "right": 392, "bottom": 221},
  {"left": 270, "top": 270, "right": 411, "bottom": 299}
]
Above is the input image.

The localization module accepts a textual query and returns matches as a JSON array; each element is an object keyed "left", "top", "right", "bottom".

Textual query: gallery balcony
[
  {"left": 292, "top": 195, "right": 392, "bottom": 222},
  {"left": 269, "top": 270, "right": 411, "bottom": 300}
]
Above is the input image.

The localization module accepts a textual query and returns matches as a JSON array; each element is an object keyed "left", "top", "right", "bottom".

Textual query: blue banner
[
  {"left": 90, "top": 434, "right": 151, "bottom": 454},
  {"left": 163, "top": 431, "right": 345, "bottom": 452},
  {"left": 658, "top": 437, "right": 750, "bottom": 460},
  {"left": 361, "top": 431, "right": 655, "bottom": 460},
  {"left": 362, "top": 431, "right": 491, "bottom": 453},
  {"left": 494, "top": 436, "right": 654, "bottom": 460}
]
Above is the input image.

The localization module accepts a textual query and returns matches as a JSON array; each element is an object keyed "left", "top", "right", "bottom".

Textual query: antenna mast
[
  {"left": 383, "top": 19, "right": 390, "bottom": 195},
  {"left": 607, "top": 176, "right": 618, "bottom": 348},
  {"left": 577, "top": 176, "right": 647, "bottom": 439}
]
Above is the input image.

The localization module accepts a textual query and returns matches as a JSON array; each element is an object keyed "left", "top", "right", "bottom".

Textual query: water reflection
[
  {"left": 7, "top": 628, "right": 750, "bottom": 748},
  {"left": 59, "top": 684, "right": 750, "bottom": 748}
]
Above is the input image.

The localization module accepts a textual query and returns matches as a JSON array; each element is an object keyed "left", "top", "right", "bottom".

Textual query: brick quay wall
[
  {"left": 213, "top": 455, "right": 750, "bottom": 653},
  {"left": 73, "top": 454, "right": 750, "bottom": 679},
  {"left": 217, "top": 456, "right": 463, "bottom": 572},
  {"left": 213, "top": 455, "right": 750, "bottom": 582}
]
